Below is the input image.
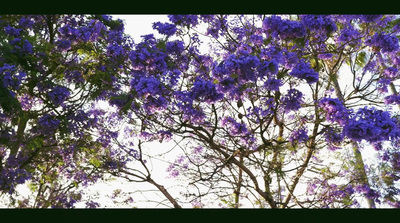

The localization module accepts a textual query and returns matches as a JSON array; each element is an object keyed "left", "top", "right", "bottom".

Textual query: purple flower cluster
[
  {"left": 213, "top": 50, "right": 265, "bottom": 84},
  {"left": 0, "top": 154, "right": 31, "bottom": 194},
  {"left": 289, "top": 128, "right": 308, "bottom": 144},
  {"left": 337, "top": 26, "right": 361, "bottom": 45},
  {"left": 246, "top": 98, "right": 275, "bottom": 122},
  {"left": 133, "top": 76, "right": 162, "bottom": 97},
  {"left": 202, "top": 15, "right": 227, "bottom": 38},
  {"left": 289, "top": 61, "right": 319, "bottom": 84},
  {"left": 51, "top": 194, "right": 78, "bottom": 209},
  {"left": 56, "top": 39, "right": 71, "bottom": 51},
  {"left": 85, "top": 201, "right": 100, "bottom": 209},
  {"left": 0, "top": 63, "right": 26, "bottom": 91},
  {"left": 189, "top": 78, "right": 223, "bottom": 103},
  {"left": 152, "top": 22, "right": 177, "bottom": 36},
  {"left": 9, "top": 38, "right": 33, "bottom": 55},
  {"left": 64, "top": 70, "right": 84, "bottom": 83},
  {"left": 18, "top": 16, "right": 34, "bottom": 29},
  {"left": 258, "top": 60, "right": 279, "bottom": 78},
  {"left": 263, "top": 77, "right": 283, "bottom": 91},
  {"left": 383, "top": 67, "right": 398, "bottom": 78},
  {"left": 47, "top": 86, "right": 70, "bottom": 106},
  {"left": 106, "top": 42, "right": 127, "bottom": 60},
  {"left": 377, "top": 78, "right": 391, "bottom": 93},
  {"left": 282, "top": 88, "right": 304, "bottom": 113},
  {"left": 384, "top": 94, "right": 400, "bottom": 105},
  {"left": 343, "top": 107, "right": 400, "bottom": 143},
  {"left": 143, "top": 95, "right": 168, "bottom": 113},
  {"left": 300, "top": 15, "right": 337, "bottom": 34},
  {"left": 360, "top": 15, "right": 382, "bottom": 23},
  {"left": 38, "top": 114, "right": 60, "bottom": 133},
  {"left": 168, "top": 15, "right": 199, "bottom": 27},
  {"left": 4, "top": 25, "right": 22, "bottom": 37},
  {"left": 166, "top": 155, "right": 188, "bottom": 178},
  {"left": 355, "top": 184, "right": 380, "bottom": 201},
  {"left": 319, "top": 97, "right": 349, "bottom": 126},
  {"left": 129, "top": 34, "right": 167, "bottom": 72},
  {"left": 221, "top": 117, "right": 249, "bottom": 136},
  {"left": 216, "top": 77, "right": 235, "bottom": 93},
  {"left": 165, "top": 40, "right": 185, "bottom": 55},
  {"left": 367, "top": 32, "right": 400, "bottom": 53},
  {"left": 324, "top": 127, "right": 344, "bottom": 151},
  {"left": 58, "top": 18, "right": 107, "bottom": 43},
  {"left": 262, "top": 15, "right": 306, "bottom": 39},
  {"left": 174, "top": 92, "right": 206, "bottom": 124}
]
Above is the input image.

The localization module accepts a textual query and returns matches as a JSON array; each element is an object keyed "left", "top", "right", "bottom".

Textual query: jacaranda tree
[
  {"left": 2, "top": 14, "right": 400, "bottom": 208},
  {"left": 0, "top": 14, "right": 134, "bottom": 208}
]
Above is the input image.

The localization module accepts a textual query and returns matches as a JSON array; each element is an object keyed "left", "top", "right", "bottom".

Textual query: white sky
[{"left": 115, "top": 15, "right": 169, "bottom": 42}]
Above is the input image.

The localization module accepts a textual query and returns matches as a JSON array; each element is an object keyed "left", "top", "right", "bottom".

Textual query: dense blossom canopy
[{"left": 2, "top": 14, "right": 400, "bottom": 209}]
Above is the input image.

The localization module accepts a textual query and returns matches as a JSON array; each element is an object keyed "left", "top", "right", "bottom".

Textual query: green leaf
[
  {"left": 230, "top": 73, "right": 239, "bottom": 79},
  {"left": 90, "top": 158, "right": 101, "bottom": 167},
  {"left": 355, "top": 51, "right": 367, "bottom": 68}
]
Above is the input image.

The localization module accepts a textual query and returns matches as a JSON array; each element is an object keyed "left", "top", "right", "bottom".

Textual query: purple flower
[
  {"left": 377, "top": 78, "right": 391, "bottom": 93},
  {"left": 4, "top": 25, "right": 22, "bottom": 37},
  {"left": 319, "top": 97, "right": 349, "bottom": 125},
  {"left": 18, "top": 16, "right": 34, "bottom": 28},
  {"left": 107, "top": 43, "right": 126, "bottom": 59},
  {"left": 282, "top": 88, "right": 304, "bottom": 112},
  {"left": 289, "top": 128, "right": 308, "bottom": 144},
  {"left": 355, "top": 184, "right": 380, "bottom": 200},
  {"left": 221, "top": 117, "right": 249, "bottom": 136},
  {"left": 48, "top": 86, "right": 70, "bottom": 106},
  {"left": 56, "top": 39, "right": 71, "bottom": 51},
  {"left": 290, "top": 61, "right": 319, "bottom": 84},
  {"left": 21, "top": 39, "right": 33, "bottom": 54},
  {"left": 0, "top": 63, "right": 26, "bottom": 90},
  {"left": 217, "top": 77, "right": 236, "bottom": 93},
  {"left": 250, "top": 34, "right": 264, "bottom": 46},
  {"left": 384, "top": 94, "right": 400, "bottom": 105},
  {"left": 367, "top": 32, "right": 399, "bottom": 53},
  {"left": 223, "top": 51, "right": 261, "bottom": 81},
  {"left": 337, "top": 26, "right": 361, "bottom": 45},
  {"left": 143, "top": 95, "right": 168, "bottom": 112},
  {"left": 343, "top": 107, "right": 400, "bottom": 143},
  {"left": 152, "top": 22, "right": 177, "bottom": 36},
  {"left": 165, "top": 40, "right": 185, "bottom": 55},
  {"left": 38, "top": 114, "right": 60, "bottom": 133},
  {"left": 300, "top": 15, "right": 337, "bottom": 34},
  {"left": 189, "top": 78, "right": 223, "bottom": 103},
  {"left": 85, "top": 201, "right": 100, "bottom": 209},
  {"left": 64, "top": 70, "right": 84, "bottom": 83},
  {"left": 263, "top": 77, "right": 282, "bottom": 91},
  {"left": 324, "top": 127, "right": 344, "bottom": 151},
  {"left": 157, "top": 130, "right": 172, "bottom": 142},
  {"left": 383, "top": 67, "right": 398, "bottom": 78},
  {"left": 134, "top": 77, "right": 162, "bottom": 97},
  {"left": 263, "top": 15, "right": 306, "bottom": 39},
  {"left": 258, "top": 59, "right": 279, "bottom": 77},
  {"left": 168, "top": 15, "right": 199, "bottom": 27},
  {"left": 360, "top": 15, "right": 382, "bottom": 23},
  {"left": 204, "top": 15, "right": 227, "bottom": 38}
]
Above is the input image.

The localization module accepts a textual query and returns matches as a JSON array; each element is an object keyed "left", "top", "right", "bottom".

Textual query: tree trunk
[{"left": 331, "top": 74, "right": 376, "bottom": 208}]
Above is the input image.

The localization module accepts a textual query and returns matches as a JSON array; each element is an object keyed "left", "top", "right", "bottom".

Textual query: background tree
[
  {"left": 0, "top": 14, "right": 134, "bottom": 208},
  {"left": 105, "top": 14, "right": 400, "bottom": 208}
]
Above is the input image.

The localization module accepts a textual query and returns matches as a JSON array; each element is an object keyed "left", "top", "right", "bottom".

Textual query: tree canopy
[{"left": 1, "top": 14, "right": 400, "bottom": 208}]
